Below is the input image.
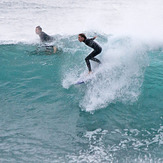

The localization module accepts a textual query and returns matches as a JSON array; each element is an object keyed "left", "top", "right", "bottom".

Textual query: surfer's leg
[
  {"left": 90, "top": 50, "right": 101, "bottom": 64},
  {"left": 85, "top": 51, "right": 96, "bottom": 72},
  {"left": 91, "top": 57, "right": 101, "bottom": 64},
  {"left": 53, "top": 46, "right": 57, "bottom": 53},
  {"left": 85, "top": 55, "right": 92, "bottom": 72},
  {"left": 85, "top": 49, "right": 102, "bottom": 71}
]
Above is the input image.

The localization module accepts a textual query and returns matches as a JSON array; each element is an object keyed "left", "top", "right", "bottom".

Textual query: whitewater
[{"left": 0, "top": 0, "right": 163, "bottom": 162}]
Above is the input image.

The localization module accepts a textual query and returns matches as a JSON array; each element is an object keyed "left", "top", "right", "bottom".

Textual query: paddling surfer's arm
[{"left": 90, "top": 36, "right": 97, "bottom": 40}]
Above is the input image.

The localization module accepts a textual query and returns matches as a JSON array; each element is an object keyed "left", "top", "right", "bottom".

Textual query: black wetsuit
[
  {"left": 83, "top": 38, "right": 102, "bottom": 72},
  {"left": 39, "top": 32, "right": 53, "bottom": 42}
]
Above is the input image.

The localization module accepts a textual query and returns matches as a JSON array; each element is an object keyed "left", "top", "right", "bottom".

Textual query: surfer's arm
[{"left": 90, "top": 36, "right": 97, "bottom": 40}]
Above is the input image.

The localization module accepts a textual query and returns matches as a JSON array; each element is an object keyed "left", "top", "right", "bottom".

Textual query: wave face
[{"left": 0, "top": 0, "right": 163, "bottom": 162}]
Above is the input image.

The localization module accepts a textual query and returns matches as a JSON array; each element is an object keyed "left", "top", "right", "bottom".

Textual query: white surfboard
[{"left": 74, "top": 73, "right": 94, "bottom": 85}]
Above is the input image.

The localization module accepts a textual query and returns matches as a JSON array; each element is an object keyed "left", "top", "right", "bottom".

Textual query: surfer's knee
[
  {"left": 85, "top": 57, "right": 89, "bottom": 62},
  {"left": 98, "top": 46, "right": 102, "bottom": 52},
  {"left": 97, "top": 48, "right": 102, "bottom": 55}
]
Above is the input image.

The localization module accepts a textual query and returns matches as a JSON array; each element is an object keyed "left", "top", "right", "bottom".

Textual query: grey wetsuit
[{"left": 39, "top": 32, "right": 53, "bottom": 42}]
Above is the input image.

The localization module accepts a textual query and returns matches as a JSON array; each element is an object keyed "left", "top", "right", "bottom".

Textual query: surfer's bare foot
[{"left": 88, "top": 71, "right": 92, "bottom": 74}]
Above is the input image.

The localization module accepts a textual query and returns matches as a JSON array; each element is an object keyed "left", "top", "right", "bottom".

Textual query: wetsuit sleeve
[
  {"left": 90, "top": 37, "right": 96, "bottom": 41},
  {"left": 40, "top": 32, "right": 53, "bottom": 42}
]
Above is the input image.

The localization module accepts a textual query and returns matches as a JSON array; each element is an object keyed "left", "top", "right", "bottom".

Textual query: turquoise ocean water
[{"left": 0, "top": 0, "right": 163, "bottom": 162}]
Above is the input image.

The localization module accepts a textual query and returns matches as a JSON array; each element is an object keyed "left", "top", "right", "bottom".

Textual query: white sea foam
[
  {"left": 80, "top": 36, "right": 148, "bottom": 111},
  {"left": 1, "top": 0, "right": 163, "bottom": 43},
  {"left": 67, "top": 127, "right": 163, "bottom": 162}
]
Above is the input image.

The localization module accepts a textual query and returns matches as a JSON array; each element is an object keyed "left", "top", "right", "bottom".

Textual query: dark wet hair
[
  {"left": 79, "top": 33, "right": 87, "bottom": 40},
  {"left": 36, "top": 26, "right": 42, "bottom": 31}
]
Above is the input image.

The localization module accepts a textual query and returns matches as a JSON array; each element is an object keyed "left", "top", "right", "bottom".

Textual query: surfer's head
[
  {"left": 35, "top": 26, "right": 42, "bottom": 35},
  {"left": 78, "top": 33, "right": 87, "bottom": 42}
]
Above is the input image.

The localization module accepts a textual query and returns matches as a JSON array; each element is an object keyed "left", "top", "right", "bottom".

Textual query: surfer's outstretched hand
[{"left": 93, "top": 36, "right": 97, "bottom": 40}]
